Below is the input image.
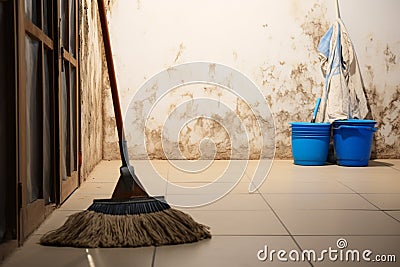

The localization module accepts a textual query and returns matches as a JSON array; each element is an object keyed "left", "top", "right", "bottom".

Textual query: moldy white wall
[{"left": 100, "top": 0, "right": 399, "bottom": 160}]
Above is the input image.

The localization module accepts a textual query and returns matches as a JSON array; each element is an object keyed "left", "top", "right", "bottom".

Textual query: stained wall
[
  {"left": 101, "top": 0, "right": 399, "bottom": 160},
  {"left": 79, "top": 0, "right": 104, "bottom": 179}
]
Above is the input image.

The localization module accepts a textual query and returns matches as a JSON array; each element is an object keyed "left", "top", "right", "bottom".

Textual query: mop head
[{"left": 39, "top": 197, "right": 211, "bottom": 248}]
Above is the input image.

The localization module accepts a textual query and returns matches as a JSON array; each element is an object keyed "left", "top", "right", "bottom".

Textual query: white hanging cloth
[{"left": 317, "top": 17, "right": 369, "bottom": 123}]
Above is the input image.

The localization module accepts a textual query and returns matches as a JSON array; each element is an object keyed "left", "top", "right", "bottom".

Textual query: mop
[{"left": 40, "top": 0, "right": 211, "bottom": 248}]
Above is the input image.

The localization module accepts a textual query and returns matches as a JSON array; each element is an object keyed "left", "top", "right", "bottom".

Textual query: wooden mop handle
[
  {"left": 335, "top": 0, "right": 341, "bottom": 19},
  {"left": 97, "top": 0, "right": 125, "bottom": 142}
]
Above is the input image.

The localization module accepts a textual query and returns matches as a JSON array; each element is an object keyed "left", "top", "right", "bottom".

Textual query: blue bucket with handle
[
  {"left": 333, "top": 120, "right": 377, "bottom": 167},
  {"left": 290, "top": 122, "right": 331, "bottom": 166}
]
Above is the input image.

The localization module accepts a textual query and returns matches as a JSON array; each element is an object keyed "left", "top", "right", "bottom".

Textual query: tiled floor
[{"left": 2, "top": 160, "right": 400, "bottom": 267}]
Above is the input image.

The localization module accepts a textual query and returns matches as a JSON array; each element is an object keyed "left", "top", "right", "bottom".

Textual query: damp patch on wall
[
  {"left": 79, "top": 0, "right": 104, "bottom": 178},
  {"left": 100, "top": 0, "right": 400, "bottom": 160}
]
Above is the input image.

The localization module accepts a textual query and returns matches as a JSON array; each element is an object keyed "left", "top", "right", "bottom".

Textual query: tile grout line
[
  {"left": 381, "top": 211, "right": 400, "bottom": 224},
  {"left": 336, "top": 179, "right": 384, "bottom": 209},
  {"left": 259, "top": 194, "right": 314, "bottom": 267},
  {"left": 379, "top": 160, "right": 400, "bottom": 173},
  {"left": 291, "top": 234, "right": 400, "bottom": 237},
  {"left": 336, "top": 180, "right": 400, "bottom": 224},
  {"left": 151, "top": 246, "right": 156, "bottom": 267},
  {"left": 389, "top": 166, "right": 400, "bottom": 173}
]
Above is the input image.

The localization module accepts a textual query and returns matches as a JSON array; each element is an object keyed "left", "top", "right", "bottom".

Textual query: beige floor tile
[
  {"left": 263, "top": 194, "right": 377, "bottom": 210},
  {"left": 167, "top": 159, "right": 219, "bottom": 169},
  {"left": 361, "top": 194, "right": 400, "bottom": 210},
  {"left": 165, "top": 194, "right": 228, "bottom": 207},
  {"left": 6, "top": 159, "right": 400, "bottom": 267},
  {"left": 267, "top": 162, "right": 340, "bottom": 181},
  {"left": 165, "top": 180, "right": 256, "bottom": 196},
  {"left": 2, "top": 235, "right": 154, "bottom": 267},
  {"left": 165, "top": 181, "right": 236, "bottom": 196},
  {"left": 133, "top": 173, "right": 168, "bottom": 197},
  {"left": 333, "top": 165, "right": 400, "bottom": 180},
  {"left": 230, "top": 178, "right": 263, "bottom": 193},
  {"left": 34, "top": 210, "right": 79, "bottom": 235},
  {"left": 274, "top": 210, "right": 400, "bottom": 235},
  {"left": 258, "top": 179, "right": 354, "bottom": 194},
  {"left": 165, "top": 177, "right": 257, "bottom": 195},
  {"left": 59, "top": 194, "right": 110, "bottom": 211},
  {"left": 169, "top": 193, "right": 269, "bottom": 211},
  {"left": 133, "top": 160, "right": 169, "bottom": 179},
  {"left": 338, "top": 178, "right": 400, "bottom": 194},
  {"left": 238, "top": 159, "right": 274, "bottom": 181},
  {"left": 185, "top": 210, "right": 288, "bottom": 235},
  {"left": 294, "top": 235, "right": 400, "bottom": 266},
  {"left": 167, "top": 160, "right": 247, "bottom": 184},
  {"left": 154, "top": 236, "right": 310, "bottom": 267},
  {"left": 85, "top": 247, "right": 154, "bottom": 267},
  {"left": 266, "top": 162, "right": 399, "bottom": 186},
  {"left": 374, "top": 159, "right": 400, "bottom": 171},
  {"left": 2, "top": 235, "right": 88, "bottom": 267},
  {"left": 75, "top": 182, "right": 116, "bottom": 196},
  {"left": 391, "top": 161, "right": 400, "bottom": 172},
  {"left": 336, "top": 175, "right": 400, "bottom": 184},
  {"left": 387, "top": 211, "right": 400, "bottom": 222},
  {"left": 86, "top": 160, "right": 120, "bottom": 182},
  {"left": 167, "top": 159, "right": 268, "bottom": 176}
]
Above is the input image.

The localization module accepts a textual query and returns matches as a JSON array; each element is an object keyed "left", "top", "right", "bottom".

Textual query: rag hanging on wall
[{"left": 317, "top": 0, "right": 369, "bottom": 123}]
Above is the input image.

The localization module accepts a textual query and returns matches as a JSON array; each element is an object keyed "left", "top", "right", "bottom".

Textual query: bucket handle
[{"left": 334, "top": 125, "right": 377, "bottom": 132}]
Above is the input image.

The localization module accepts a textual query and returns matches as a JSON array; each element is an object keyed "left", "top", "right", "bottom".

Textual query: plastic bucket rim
[
  {"left": 290, "top": 122, "right": 331, "bottom": 126},
  {"left": 333, "top": 119, "right": 376, "bottom": 125}
]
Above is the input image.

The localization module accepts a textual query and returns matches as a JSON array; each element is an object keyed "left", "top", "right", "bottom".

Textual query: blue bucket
[
  {"left": 333, "top": 120, "right": 377, "bottom": 167},
  {"left": 290, "top": 122, "right": 331, "bottom": 166}
]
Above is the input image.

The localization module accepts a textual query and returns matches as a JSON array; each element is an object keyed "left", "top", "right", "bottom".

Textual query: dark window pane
[
  {"left": 70, "top": 66, "right": 77, "bottom": 170},
  {"left": 43, "top": 48, "right": 53, "bottom": 204},
  {"left": 44, "top": 0, "right": 53, "bottom": 37},
  {"left": 61, "top": 0, "right": 68, "bottom": 49},
  {"left": 25, "top": 0, "right": 40, "bottom": 26},
  {"left": 0, "top": 2, "right": 11, "bottom": 242},
  {"left": 61, "top": 62, "right": 69, "bottom": 180},
  {"left": 25, "top": 35, "right": 42, "bottom": 203},
  {"left": 69, "top": 0, "right": 76, "bottom": 56}
]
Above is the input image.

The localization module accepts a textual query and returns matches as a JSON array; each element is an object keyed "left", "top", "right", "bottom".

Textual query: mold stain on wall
[
  {"left": 364, "top": 62, "right": 400, "bottom": 158},
  {"left": 79, "top": 0, "right": 104, "bottom": 178},
  {"left": 100, "top": 0, "right": 400, "bottom": 160},
  {"left": 125, "top": 83, "right": 267, "bottom": 160},
  {"left": 178, "top": 118, "right": 232, "bottom": 160},
  {"left": 300, "top": 2, "right": 330, "bottom": 51},
  {"left": 174, "top": 43, "right": 185, "bottom": 63},
  {"left": 384, "top": 44, "right": 397, "bottom": 72},
  {"left": 259, "top": 60, "right": 323, "bottom": 159},
  {"left": 255, "top": 1, "right": 331, "bottom": 159}
]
